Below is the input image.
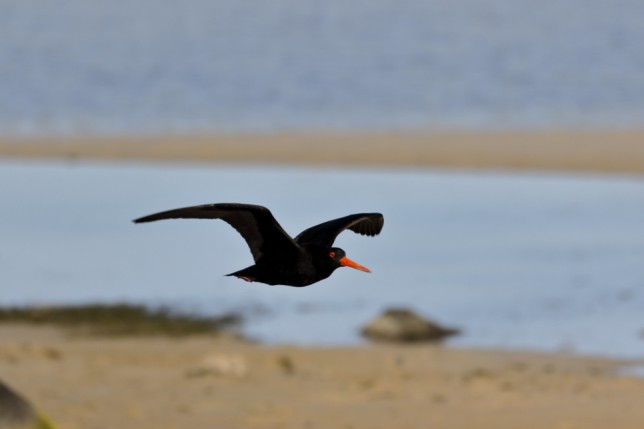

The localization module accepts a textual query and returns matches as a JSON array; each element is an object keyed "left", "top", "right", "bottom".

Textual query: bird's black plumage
[{"left": 133, "top": 203, "right": 383, "bottom": 287}]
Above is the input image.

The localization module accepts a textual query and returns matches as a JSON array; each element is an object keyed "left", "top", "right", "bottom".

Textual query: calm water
[
  {"left": 2, "top": 0, "right": 644, "bottom": 136},
  {"left": 2, "top": 160, "right": 643, "bottom": 358}
]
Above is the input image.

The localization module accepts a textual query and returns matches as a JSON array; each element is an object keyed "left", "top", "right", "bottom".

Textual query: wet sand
[
  {"left": 2, "top": 325, "right": 644, "bottom": 429},
  {"left": 2, "top": 130, "right": 644, "bottom": 174}
]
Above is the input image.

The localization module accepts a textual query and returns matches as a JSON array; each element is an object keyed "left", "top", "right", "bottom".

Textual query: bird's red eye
[{"left": 329, "top": 251, "right": 336, "bottom": 258}]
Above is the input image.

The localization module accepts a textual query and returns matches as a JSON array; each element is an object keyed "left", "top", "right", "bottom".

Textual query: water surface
[
  {"left": 1, "top": 160, "right": 643, "bottom": 358},
  {"left": 2, "top": 0, "right": 644, "bottom": 135}
]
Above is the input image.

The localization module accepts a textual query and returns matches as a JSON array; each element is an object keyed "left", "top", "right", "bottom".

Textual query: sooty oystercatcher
[{"left": 134, "top": 203, "right": 383, "bottom": 287}]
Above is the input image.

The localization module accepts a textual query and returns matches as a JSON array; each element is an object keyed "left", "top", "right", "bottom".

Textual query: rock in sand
[{"left": 361, "top": 308, "right": 460, "bottom": 343}]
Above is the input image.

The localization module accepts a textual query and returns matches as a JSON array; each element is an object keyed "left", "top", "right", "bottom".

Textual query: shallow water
[
  {"left": 1, "top": 160, "right": 643, "bottom": 358},
  {"left": 2, "top": 0, "right": 644, "bottom": 135}
]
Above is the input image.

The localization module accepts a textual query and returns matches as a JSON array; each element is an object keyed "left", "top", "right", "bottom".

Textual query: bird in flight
[{"left": 133, "top": 203, "right": 383, "bottom": 287}]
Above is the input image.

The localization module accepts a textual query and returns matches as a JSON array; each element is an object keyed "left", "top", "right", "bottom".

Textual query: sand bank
[
  {"left": 2, "top": 326, "right": 644, "bottom": 429},
  {"left": 2, "top": 130, "right": 644, "bottom": 174}
]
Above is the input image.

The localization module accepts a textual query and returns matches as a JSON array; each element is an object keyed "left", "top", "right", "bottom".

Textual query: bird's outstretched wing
[
  {"left": 133, "top": 203, "right": 299, "bottom": 262},
  {"left": 294, "top": 213, "right": 384, "bottom": 246}
]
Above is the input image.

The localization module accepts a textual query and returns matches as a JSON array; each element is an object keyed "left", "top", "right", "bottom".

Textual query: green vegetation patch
[{"left": 0, "top": 303, "right": 242, "bottom": 337}]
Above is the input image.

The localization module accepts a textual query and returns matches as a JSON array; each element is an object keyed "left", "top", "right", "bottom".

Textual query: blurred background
[
  {"left": 2, "top": 0, "right": 644, "bottom": 135},
  {"left": 1, "top": 0, "right": 644, "bottom": 357}
]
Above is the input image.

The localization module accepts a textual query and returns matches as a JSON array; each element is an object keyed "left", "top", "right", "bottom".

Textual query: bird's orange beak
[{"left": 339, "top": 256, "right": 371, "bottom": 273}]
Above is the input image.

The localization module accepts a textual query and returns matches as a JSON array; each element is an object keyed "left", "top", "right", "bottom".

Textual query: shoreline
[
  {"left": 2, "top": 325, "right": 644, "bottom": 429},
  {"left": 2, "top": 129, "right": 644, "bottom": 174}
]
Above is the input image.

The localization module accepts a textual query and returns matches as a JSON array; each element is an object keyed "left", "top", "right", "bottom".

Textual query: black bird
[{"left": 133, "top": 203, "right": 383, "bottom": 287}]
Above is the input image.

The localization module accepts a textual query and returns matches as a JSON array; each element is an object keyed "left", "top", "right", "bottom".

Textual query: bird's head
[{"left": 328, "top": 247, "right": 371, "bottom": 273}]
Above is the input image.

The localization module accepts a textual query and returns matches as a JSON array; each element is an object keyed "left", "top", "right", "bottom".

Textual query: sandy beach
[
  {"left": 2, "top": 130, "right": 644, "bottom": 428},
  {"left": 1, "top": 325, "right": 644, "bottom": 429},
  {"left": 2, "top": 130, "right": 644, "bottom": 174}
]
